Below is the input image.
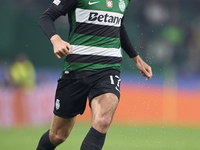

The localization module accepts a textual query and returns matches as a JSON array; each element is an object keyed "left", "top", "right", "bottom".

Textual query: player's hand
[
  {"left": 50, "top": 34, "right": 73, "bottom": 59},
  {"left": 133, "top": 55, "right": 152, "bottom": 81}
]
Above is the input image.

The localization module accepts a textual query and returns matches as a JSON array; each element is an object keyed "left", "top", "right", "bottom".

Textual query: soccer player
[{"left": 36, "top": 0, "right": 152, "bottom": 149}]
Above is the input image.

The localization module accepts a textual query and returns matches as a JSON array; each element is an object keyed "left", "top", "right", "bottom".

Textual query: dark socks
[
  {"left": 36, "top": 130, "right": 56, "bottom": 150},
  {"left": 80, "top": 127, "right": 106, "bottom": 150}
]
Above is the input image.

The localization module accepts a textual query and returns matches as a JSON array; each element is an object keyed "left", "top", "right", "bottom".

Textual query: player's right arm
[
  {"left": 38, "top": 0, "right": 77, "bottom": 58},
  {"left": 50, "top": 34, "right": 73, "bottom": 59}
]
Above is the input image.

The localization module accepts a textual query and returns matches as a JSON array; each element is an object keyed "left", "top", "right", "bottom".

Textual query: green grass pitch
[{"left": 0, "top": 123, "right": 200, "bottom": 150}]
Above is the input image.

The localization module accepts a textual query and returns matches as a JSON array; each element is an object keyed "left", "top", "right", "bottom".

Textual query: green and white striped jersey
[{"left": 62, "top": 0, "right": 130, "bottom": 78}]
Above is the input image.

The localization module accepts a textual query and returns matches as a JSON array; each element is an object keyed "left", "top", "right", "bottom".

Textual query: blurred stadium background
[{"left": 0, "top": 0, "right": 200, "bottom": 149}]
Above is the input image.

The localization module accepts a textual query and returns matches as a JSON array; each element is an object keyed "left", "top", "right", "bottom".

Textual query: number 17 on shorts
[{"left": 110, "top": 75, "right": 121, "bottom": 92}]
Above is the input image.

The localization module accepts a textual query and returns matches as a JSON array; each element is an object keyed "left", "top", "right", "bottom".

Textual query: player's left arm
[
  {"left": 133, "top": 55, "right": 152, "bottom": 81},
  {"left": 120, "top": 23, "right": 153, "bottom": 81}
]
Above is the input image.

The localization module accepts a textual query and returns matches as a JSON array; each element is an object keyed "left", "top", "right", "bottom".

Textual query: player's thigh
[
  {"left": 91, "top": 93, "right": 119, "bottom": 123},
  {"left": 50, "top": 115, "right": 76, "bottom": 138}
]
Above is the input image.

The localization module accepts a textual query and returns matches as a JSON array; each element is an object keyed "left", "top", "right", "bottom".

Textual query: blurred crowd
[
  {"left": 3, "top": 54, "right": 36, "bottom": 89},
  {"left": 133, "top": 0, "right": 200, "bottom": 76}
]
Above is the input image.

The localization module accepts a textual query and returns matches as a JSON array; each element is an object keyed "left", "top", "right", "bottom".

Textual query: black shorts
[{"left": 53, "top": 70, "right": 121, "bottom": 118}]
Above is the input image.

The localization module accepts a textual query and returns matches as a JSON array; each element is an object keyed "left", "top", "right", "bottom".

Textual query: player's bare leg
[
  {"left": 80, "top": 93, "right": 119, "bottom": 150},
  {"left": 36, "top": 115, "right": 76, "bottom": 150},
  {"left": 91, "top": 93, "right": 118, "bottom": 133},
  {"left": 49, "top": 115, "right": 76, "bottom": 146}
]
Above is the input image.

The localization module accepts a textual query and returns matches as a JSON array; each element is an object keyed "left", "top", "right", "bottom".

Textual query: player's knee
[
  {"left": 101, "top": 116, "right": 112, "bottom": 128},
  {"left": 50, "top": 131, "right": 70, "bottom": 145},
  {"left": 51, "top": 134, "right": 67, "bottom": 145},
  {"left": 93, "top": 116, "right": 112, "bottom": 130}
]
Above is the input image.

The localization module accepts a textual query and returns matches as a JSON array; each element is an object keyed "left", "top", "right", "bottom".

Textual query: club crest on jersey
[
  {"left": 106, "top": 0, "right": 113, "bottom": 8},
  {"left": 119, "top": 0, "right": 125, "bottom": 12},
  {"left": 53, "top": 0, "right": 61, "bottom": 6}
]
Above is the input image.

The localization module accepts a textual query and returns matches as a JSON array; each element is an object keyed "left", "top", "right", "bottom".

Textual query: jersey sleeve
[
  {"left": 120, "top": 23, "right": 138, "bottom": 58},
  {"left": 38, "top": 0, "right": 78, "bottom": 39}
]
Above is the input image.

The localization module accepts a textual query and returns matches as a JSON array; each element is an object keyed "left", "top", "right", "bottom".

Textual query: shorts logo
[
  {"left": 53, "top": 0, "right": 61, "bottom": 6},
  {"left": 119, "top": 0, "right": 125, "bottom": 12},
  {"left": 106, "top": 0, "right": 113, "bottom": 8},
  {"left": 55, "top": 99, "right": 60, "bottom": 110}
]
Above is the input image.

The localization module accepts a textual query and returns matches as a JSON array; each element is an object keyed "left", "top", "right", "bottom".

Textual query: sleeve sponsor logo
[{"left": 53, "top": 0, "right": 61, "bottom": 6}]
